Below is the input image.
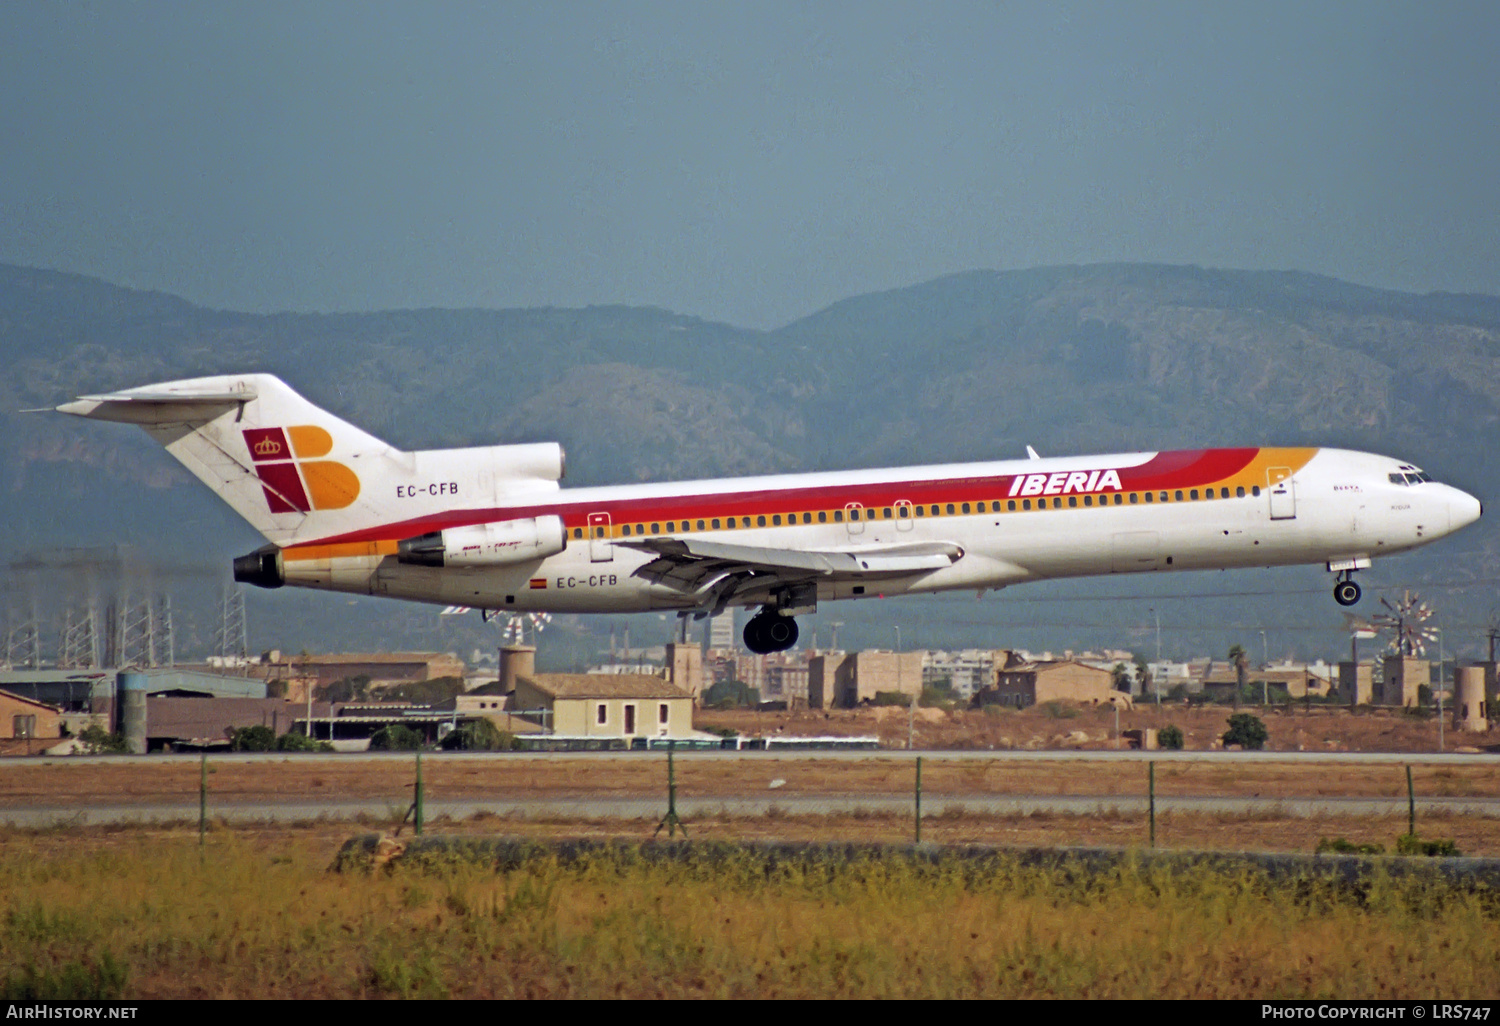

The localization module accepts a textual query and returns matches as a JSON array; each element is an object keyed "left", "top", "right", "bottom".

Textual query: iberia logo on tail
[{"left": 242, "top": 426, "right": 360, "bottom": 513}]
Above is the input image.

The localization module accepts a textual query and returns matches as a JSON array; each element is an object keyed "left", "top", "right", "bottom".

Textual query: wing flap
[{"left": 623, "top": 536, "right": 964, "bottom": 598}]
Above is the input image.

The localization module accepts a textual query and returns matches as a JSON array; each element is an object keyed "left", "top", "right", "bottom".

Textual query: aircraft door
[
  {"left": 587, "top": 512, "right": 613, "bottom": 562},
  {"left": 845, "top": 502, "right": 866, "bottom": 536},
  {"left": 895, "top": 500, "right": 914, "bottom": 532},
  {"left": 1267, "top": 467, "right": 1296, "bottom": 520}
]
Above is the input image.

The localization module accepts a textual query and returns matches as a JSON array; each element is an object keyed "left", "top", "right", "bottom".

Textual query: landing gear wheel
[
  {"left": 743, "top": 617, "right": 769, "bottom": 654},
  {"left": 1334, "top": 579, "right": 1362, "bottom": 606},
  {"left": 743, "top": 613, "right": 799, "bottom": 654},
  {"left": 762, "top": 615, "right": 799, "bottom": 652}
]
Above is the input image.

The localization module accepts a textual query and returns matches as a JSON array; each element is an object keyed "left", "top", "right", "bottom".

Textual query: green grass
[{"left": 2, "top": 833, "right": 1498, "bottom": 998}]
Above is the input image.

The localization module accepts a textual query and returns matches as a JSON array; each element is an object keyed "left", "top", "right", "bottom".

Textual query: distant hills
[{"left": 5, "top": 261, "right": 1500, "bottom": 661}]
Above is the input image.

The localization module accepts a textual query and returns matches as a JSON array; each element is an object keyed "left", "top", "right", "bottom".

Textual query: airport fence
[{"left": 357, "top": 746, "right": 1497, "bottom": 854}]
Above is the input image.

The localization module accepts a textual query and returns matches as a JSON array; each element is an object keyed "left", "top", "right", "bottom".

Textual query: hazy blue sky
[{"left": 2, "top": 1, "right": 1497, "bottom": 328}]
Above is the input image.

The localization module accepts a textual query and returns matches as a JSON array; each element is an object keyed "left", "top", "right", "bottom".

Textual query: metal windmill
[
  {"left": 501, "top": 611, "right": 552, "bottom": 647},
  {"left": 1371, "top": 590, "right": 1439, "bottom": 657}
]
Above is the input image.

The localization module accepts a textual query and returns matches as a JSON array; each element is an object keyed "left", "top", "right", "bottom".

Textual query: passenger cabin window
[
  {"left": 1175, "top": 491, "right": 1184, "bottom": 501},
  {"left": 1143, "top": 493, "right": 1153, "bottom": 503},
  {"left": 574, "top": 528, "right": 583, "bottom": 539},
  {"left": 1236, "top": 487, "right": 1245, "bottom": 498},
  {"left": 772, "top": 514, "right": 781, "bottom": 526},
  {"left": 1083, "top": 495, "right": 1092, "bottom": 507},
  {"left": 946, "top": 504, "right": 956, "bottom": 515},
  {"left": 1252, "top": 486, "right": 1261, "bottom": 497},
  {"left": 883, "top": 507, "right": 893, "bottom": 519},
  {"left": 1068, "top": 496, "right": 1077, "bottom": 508},
  {"left": 1022, "top": 499, "right": 1032, "bottom": 510},
  {"left": 623, "top": 524, "right": 632, "bottom": 536},
  {"left": 711, "top": 519, "right": 720, "bottom": 529},
  {"left": 961, "top": 503, "right": 970, "bottom": 514},
  {"left": 1007, "top": 500, "right": 1016, "bottom": 511},
  {"left": 834, "top": 511, "right": 843, "bottom": 522},
  {"left": 976, "top": 502, "right": 986, "bottom": 513},
  {"left": 818, "top": 511, "right": 827, "bottom": 523},
  {"left": 898, "top": 505, "right": 909, "bottom": 518},
  {"left": 1190, "top": 490, "right": 1198, "bottom": 500}
]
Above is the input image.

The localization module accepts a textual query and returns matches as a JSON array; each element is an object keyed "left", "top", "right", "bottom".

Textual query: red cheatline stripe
[{"left": 299, "top": 447, "right": 1278, "bottom": 547}]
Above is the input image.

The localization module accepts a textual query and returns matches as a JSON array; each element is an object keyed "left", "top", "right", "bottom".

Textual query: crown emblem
[{"left": 253, "top": 437, "right": 282, "bottom": 456}]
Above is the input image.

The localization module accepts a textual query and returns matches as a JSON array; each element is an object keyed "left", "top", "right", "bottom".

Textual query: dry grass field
[{"left": 3, "top": 824, "right": 1499, "bottom": 999}]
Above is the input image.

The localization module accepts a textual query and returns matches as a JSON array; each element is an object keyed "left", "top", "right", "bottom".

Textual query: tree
[
  {"left": 76, "top": 725, "right": 129, "bottom": 755},
  {"left": 1158, "top": 724, "right": 1185, "bottom": 750},
  {"left": 230, "top": 725, "right": 276, "bottom": 752},
  {"left": 1132, "top": 655, "right": 1152, "bottom": 700},
  {"left": 1228, "top": 645, "right": 1249, "bottom": 711},
  {"left": 1111, "top": 663, "right": 1132, "bottom": 693},
  {"left": 703, "top": 679, "right": 759, "bottom": 709},
  {"left": 369, "top": 724, "right": 425, "bottom": 750},
  {"left": 1222, "top": 712, "right": 1268, "bottom": 750}
]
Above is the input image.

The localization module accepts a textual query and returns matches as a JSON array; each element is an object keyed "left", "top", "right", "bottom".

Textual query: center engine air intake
[{"left": 397, "top": 515, "right": 567, "bottom": 568}]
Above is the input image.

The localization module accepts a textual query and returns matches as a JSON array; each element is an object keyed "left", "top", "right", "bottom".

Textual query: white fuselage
[{"left": 287, "top": 446, "right": 1480, "bottom": 614}]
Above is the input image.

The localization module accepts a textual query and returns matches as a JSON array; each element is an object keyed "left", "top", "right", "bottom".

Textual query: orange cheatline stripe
[{"left": 283, "top": 540, "right": 399, "bottom": 562}]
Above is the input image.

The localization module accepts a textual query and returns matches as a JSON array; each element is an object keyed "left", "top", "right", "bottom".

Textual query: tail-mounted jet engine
[{"left": 397, "top": 515, "right": 567, "bottom": 568}]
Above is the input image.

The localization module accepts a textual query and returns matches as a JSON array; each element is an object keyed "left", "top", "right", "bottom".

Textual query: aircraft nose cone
[{"left": 1449, "top": 489, "right": 1482, "bottom": 533}]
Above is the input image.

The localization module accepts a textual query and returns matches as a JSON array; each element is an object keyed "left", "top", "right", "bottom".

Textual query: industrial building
[
  {"left": 974, "top": 652, "right": 1130, "bottom": 710},
  {"left": 807, "top": 650, "right": 924, "bottom": 709}
]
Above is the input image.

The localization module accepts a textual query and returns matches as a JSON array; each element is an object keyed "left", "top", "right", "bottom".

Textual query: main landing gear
[
  {"left": 743, "top": 610, "right": 799, "bottom": 654},
  {"left": 1333, "top": 570, "right": 1362, "bottom": 607}
]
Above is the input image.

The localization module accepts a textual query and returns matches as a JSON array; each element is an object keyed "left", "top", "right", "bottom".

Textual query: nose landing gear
[{"left": 1333, "top": 571, "right": 1362, "bottom": 607}]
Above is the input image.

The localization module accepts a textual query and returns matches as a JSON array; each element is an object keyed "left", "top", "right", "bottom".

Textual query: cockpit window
[{"left": 1390, "top": 471, "right": 1434, "bottom": 486}]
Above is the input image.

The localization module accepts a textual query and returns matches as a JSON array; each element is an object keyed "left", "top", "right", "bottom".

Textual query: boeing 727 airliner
[{"left": 59, "top": 374, "right": 1482, "bottom": 654}]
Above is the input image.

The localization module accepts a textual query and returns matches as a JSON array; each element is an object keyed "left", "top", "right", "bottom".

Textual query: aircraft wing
[{"left": 620, "top": 536, "right": 963, "bottom": 612}]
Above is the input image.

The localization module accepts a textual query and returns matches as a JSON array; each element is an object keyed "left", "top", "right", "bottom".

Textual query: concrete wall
[
  {"left": 665, "top": 643, "right": 703, "bottom": 699},
  {"left": 1338, "top": 661, "right": 1374, "bottom": 705},
  {"left": 1381, "top": 656, "right": 1429, "bottom": 708}
]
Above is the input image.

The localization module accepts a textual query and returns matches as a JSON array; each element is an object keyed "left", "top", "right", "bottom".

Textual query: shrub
[
  {"left": 369, "top": 724, "right": 425, "bottom": 751},
  {"left": 702, "top": 679, "right": 759, "bottom": 709},
  {"left": 1039, "top": 701, "right": 1080, "bottom": 720},
  {"left": 1158, "top": 724, "right": 1184, "bottom": 750},
  {"left": 872, "top": 691, "right": 915, "bottom": 707},
  {"left": 918, "top": 686, "right": 955, "bottom": 709},
  {"left": 1396, "top": 834, "right": 1461, "bottom": 857},
  {"left": 75, "top": 725, "right": 129, "bottom": 755},
  {"left": 1221, "top": 713, "right": 1268, "bottom": 750},
  {"left": 440, "top": 719, "right": 523, "bottom": 751},
  {"left": 1316, "top": 837, "right": 1385, "bottom": 855},
  {"left": 229, "top": 725, "right": 277, "bottom": 752},
  {"left": 275, "top": 731, "right": 334, "bottom": 752}
]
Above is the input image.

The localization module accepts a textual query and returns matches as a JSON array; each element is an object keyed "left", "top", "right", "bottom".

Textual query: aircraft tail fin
[{"left": 58, "top": 373, "right": 397, "bottom": 546}]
